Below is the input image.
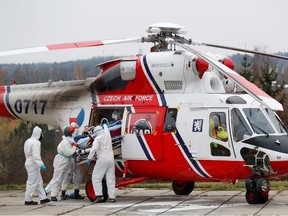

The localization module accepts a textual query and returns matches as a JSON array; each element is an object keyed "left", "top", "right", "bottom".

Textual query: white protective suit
[
  {"left": 61, "top": 126, "right": 87, "bottom": 192},
  {"left": 61, "top": 159, "right": 85, "bottom": 191},
  {"left": 87, "top": 124, "right": 116, "bottom": 199},
  {"left": 50, "top": 136, "right": 77, "bottom": 198},
  {"left": 24, "top": 126, "right": 48, "bottom": 202},
  {"left": 45, "top": 135, "right": 88, "bottom": 194}
]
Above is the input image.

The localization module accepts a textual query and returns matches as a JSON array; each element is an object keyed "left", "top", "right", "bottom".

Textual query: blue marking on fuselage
[
  {"left": 175, "top": 130, "right": 210, "bottom": 178},
  {"left": 142, "top": 55, "right": 167, "bottom": 106},
  {"left": 136, "top": 135, "right": 153, "bottom": 160}
]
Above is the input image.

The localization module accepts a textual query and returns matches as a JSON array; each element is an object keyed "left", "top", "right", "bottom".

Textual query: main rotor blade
[
  {"left": 0, "top": 37, "right": 143, "bottom": 57},
  {"left": 173, "top": 41, "right": 283, "bottom": 111},
  {"left": 192, "top": 41, "right": 288, "bottom": 61}
]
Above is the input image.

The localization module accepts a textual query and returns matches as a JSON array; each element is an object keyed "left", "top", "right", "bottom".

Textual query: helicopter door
[
  {"left": 122, "top": 107, "right": 165, "bottom": 161},
  {"left": 208, "top": 110, "right": 234, "bottom": 158},
  {"left": 188, "top": 108, "right": 235, "bottom": 159}
]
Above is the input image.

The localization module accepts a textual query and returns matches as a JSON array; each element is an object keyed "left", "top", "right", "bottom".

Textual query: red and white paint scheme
[{"left": 1, "top": 23, "right": 288, "bottom": 204}]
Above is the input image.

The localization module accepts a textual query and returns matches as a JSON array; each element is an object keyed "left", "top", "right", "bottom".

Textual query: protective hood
[{"left": 31, "top": 126, "right": 42, "bottom": 140}]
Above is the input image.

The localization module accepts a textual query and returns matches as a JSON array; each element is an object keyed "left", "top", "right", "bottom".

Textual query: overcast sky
[{"left": 0, "top": 0, "right": 287, "bottom": 64}]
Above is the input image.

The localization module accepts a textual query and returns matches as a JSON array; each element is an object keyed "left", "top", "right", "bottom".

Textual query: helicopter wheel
[
  {"left": 172, "top": 180, "right": 195, "bottom": 195},
  {"left": 85, "top": 176, "right": 108, "bottom": 202},
  {"left": 245, "top": 190, "right": 260, "bottom": 204},
  {"left": 245, "top": 178, "right": 270, "bottom": 204}
]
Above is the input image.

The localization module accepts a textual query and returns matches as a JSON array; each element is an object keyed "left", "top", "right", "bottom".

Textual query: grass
[{"left": 2, "top": 180, "right": 288, "bottom": 191}]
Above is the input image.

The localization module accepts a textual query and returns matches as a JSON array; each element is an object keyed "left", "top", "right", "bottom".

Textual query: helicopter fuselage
[{"left": 1, "top": 50, "right": 288, "bottom": 184}]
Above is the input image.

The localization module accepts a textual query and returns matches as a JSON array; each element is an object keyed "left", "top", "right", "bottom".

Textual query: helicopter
[{"left": 1, "top": 22, "right": 288, "bottom": 205}]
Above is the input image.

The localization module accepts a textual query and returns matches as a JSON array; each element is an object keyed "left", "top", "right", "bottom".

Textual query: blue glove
[
  {"left": 41, "top": 165, "right": 46, "bottom": 171},
  {"left": 87, "top": 159, "right": 91, "bottom": 165}
]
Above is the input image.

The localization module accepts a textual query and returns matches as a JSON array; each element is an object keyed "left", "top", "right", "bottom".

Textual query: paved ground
[{"left": 1, "top": 189, "right": 288, "bottom": 215}]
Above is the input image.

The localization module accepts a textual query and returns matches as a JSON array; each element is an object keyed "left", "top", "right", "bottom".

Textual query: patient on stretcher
[{"left": 73, "top": 117, "right": 123, "bottom": 163}]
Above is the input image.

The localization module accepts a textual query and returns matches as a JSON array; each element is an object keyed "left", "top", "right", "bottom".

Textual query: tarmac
[{"left": 1, "top": 188, "right": 288, "bottom": 215}]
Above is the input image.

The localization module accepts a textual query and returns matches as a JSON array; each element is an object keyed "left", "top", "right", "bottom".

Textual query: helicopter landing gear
[
  {"left": 172, "top": 180, "right": 195, "bottom": 195},
  {"left": 245, "top": 177, "right": 270, "bottom": 204}
]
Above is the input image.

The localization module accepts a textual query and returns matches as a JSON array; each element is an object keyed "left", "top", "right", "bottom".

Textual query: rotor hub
[{"left": 144, "top": 23, "right": 191, "bottom": 52}]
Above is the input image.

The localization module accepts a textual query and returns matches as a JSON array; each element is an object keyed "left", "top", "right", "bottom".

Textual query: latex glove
[
  {"left": 87, "top": 159, "right": 91, "bottom": 165},
  {"left": 41, "top": 165, "right": 46, "bottom": 171}
]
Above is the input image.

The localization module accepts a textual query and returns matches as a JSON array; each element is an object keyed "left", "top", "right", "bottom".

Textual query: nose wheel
[{"left": 245, "top": 177, "right": 269, "bottom": 204}]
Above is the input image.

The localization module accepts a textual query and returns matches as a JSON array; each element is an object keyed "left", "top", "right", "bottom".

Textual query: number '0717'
[{"left": 14, "top": 99, "right": 47, "bottom": 115}]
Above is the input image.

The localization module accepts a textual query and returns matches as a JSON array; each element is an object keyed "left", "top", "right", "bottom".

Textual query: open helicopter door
[
  {"left": 121, "top": 106, "right": 166, "bottom": 161},
  {"left": 89, "top": 107, "right": 125, "bottom": 158}
]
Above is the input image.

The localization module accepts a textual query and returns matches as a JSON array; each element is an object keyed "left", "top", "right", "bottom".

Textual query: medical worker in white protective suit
[
  {"left": 87, "top": 124, "right": 116, "bottom": 203},
  {"left": 60, "top": 122, "right": 85, "bottom": 200},
  {"left": 24, "top": 126, "right": 50, "bottom": 205},
  {"left": 50, "top": 126, "right": 78, "bottom": 201}
]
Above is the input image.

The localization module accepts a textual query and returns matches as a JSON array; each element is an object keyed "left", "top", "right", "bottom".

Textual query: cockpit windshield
[
  {"left": 243, "top": 108, "right": 274, "bottom": 135},
  {"left": 265, "top": 109, "right": 288, "bottom": 134}
]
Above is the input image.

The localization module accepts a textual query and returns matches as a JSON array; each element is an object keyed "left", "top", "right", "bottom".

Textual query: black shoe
[
  {"left": 61, "top": 191, "right": 67, "bottom": 200},
  {"left": 25, "top": 201, "right": 38, "bottom": 205},
  {"left": 109, "top": 198, "right": 116, "bottom": 203},
  {"left": 40, "top": 198, "right": 50, "bottom": 204},
  {"left": 73, "top": 189, "right": 84, "bottom": 199},
  {"left": 94, "top": 196, "right": 105, "bottom": 203},
  {"left": 51, "top": 197, "right": 58, "bottom": 201}
]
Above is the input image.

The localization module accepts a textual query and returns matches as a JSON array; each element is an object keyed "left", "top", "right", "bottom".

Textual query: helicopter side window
[
  {"left": 163, "top": 108, "right": 178, "bottom": 132},
  {"left": 209, "top": 112, "right": 230, "bottom": 157},
  {"left": 231, "top": 108, "right": 252, "bottom": 142},
  {"left": 210, "top": 143, "right": 231, "bottom": 157},
  {"left": 209, "top": 112, "right": 228, "bottom": 141},
  {"left": 243, "top": 108, "right": 274, "bottom": 135},
  {"left": 125, "top": 112, "right": 158, "bottom": 135}
]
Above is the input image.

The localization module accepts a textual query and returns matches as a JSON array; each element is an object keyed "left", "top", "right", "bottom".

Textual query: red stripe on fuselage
[
  {"left": 0, "top": 86, "right": 15, "bottom": 119},
  {"left": 115, "top": 158, "right": 288, "bottom": 182},
  {"left": 269, "top": 161, "right": 288, "bottom": 177}
]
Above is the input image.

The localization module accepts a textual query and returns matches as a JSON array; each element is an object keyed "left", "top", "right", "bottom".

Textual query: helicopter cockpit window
[
  {"left": 125, "top": 112, "right": 158, "bottom": 135},
  {"left": 209, "top": 112, "right": 228, "bottom": 141},
  {"left": 265, "top": 109, "right": 288, "bottom": 134},
  {"left": 243, "top": 108, "right": 275, "bottom": 135},
  {"left": 95, "top": 64, "right": 128, "bottom": 92},
  {"left": 231, "top": 108, "right": 252, "bottom": 141}
]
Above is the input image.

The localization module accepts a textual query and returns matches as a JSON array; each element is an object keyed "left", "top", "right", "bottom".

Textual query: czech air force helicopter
[{"left": 1, "top": 23, "right": 288, "bottom": 204}]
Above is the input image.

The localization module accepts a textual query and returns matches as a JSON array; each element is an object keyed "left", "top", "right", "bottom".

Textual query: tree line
[{"left": 0, "top": 56, "right": 117, "bottom": 85}]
